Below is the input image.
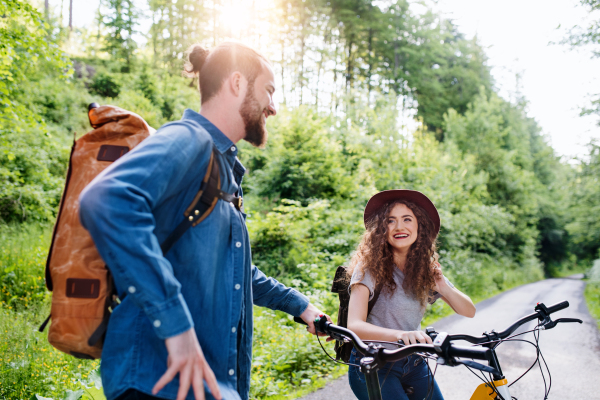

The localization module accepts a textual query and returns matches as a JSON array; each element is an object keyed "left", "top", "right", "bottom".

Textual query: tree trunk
[
  {"left": 281, "top": 37, "right": 286, "bottom": 106},
  {"left": 60, "top": 0, "right": 65, "bottom": 26},
  {"left": 346, "top": 39, "right": 353, "bottom": 91},
  {"left": 367, "top": 27, "right": 373, "bottom": 104},
  {"left": 69, "top": 0, "right": 73, "bottom": 31},
  {"left": 333, "top": 35, "right": 340, "bottom": 112},
  {"left": 45, "top": 0, "right": 49, "bottom": 20}
]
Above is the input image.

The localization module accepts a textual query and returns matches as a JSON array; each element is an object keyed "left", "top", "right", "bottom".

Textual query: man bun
[
  {"left": 183, "top": 44, "right": 209, "bottom": 78},
  {"left": 185, "top": 42, "right": 269, "bottom": 104}
]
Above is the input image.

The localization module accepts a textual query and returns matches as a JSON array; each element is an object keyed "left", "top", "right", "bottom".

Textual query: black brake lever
[
  {"left": 542, "top": 317, "right": 583, "bottom": 330},
  {"left": 454, "top": 359, "right": 502, "bottom": 376},
  {"left": 556, "top": 318, "right": 583, "bottom": 324}
]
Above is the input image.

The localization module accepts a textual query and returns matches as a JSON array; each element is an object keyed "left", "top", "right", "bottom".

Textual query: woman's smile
[{"left": 387, "top": 203, "right": 418, "bottom": 250}]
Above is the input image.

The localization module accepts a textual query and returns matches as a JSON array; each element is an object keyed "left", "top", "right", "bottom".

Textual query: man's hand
[
  {"left": 152, "top": 328, "right": 222, "bottom": 400},
  {"left": 300, "top": 303, "right": 332, "bottom": 336}
]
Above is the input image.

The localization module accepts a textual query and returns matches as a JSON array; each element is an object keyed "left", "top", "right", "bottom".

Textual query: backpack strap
[
  {"left": 160, "top": 148, "right": 243, "bottom": 255},
  {"left": 367, "top": 284, "right": 382, "bottom": 315},
  {"left": 86, "top": 148, "right": 242, "bottom": 346}
]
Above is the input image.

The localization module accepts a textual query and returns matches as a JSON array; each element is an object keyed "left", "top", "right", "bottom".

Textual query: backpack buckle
[{"left": 237, "top": 196, "right": 243, "bottom": 210}]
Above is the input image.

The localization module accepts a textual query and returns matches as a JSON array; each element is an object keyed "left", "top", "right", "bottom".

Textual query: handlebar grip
[
  {"left": 546, "top": 301, "right": 569, "bottom": 314},
  {"left": 293, "top": 316, "right": 308, "bottom": 326}
]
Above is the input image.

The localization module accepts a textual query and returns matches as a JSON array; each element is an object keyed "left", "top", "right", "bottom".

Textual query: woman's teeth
[{"left": 394, "top": 234, "right": 409, "bottom": 238}]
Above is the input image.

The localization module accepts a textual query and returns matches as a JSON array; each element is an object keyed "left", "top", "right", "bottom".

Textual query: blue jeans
[{"left": 348, "top": 348, "right": 444, "bottom": 400}]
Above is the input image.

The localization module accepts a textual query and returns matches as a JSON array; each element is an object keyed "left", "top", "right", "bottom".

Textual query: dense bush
[
  {"left": 89, "top": 72, "right": 122, "bottom": 98},
  {"left": 250, "top": 308, "right": 344, "bottom": 399}
]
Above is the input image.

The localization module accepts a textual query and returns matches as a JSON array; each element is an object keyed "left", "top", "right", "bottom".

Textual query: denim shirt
[{"left": 79, "top": 109, "right": 310, "bottom": 400}]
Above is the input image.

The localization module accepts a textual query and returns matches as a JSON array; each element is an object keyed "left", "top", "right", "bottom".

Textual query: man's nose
[{"left": 267, "top": 100, "right": 277, "bottom": 117}]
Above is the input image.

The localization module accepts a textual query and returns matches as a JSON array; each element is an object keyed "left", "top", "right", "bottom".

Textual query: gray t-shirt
[{"left": 350, "top": 267, "right": 454, "bottom": 334}]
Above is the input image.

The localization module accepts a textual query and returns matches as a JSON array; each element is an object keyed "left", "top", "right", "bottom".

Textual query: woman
[{"left": 347, "top": 190, "right": 476, "bottom": 400}]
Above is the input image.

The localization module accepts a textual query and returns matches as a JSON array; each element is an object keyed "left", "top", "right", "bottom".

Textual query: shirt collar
[{"left": 182, "top": 109, "right": 238, "bottom": 156}]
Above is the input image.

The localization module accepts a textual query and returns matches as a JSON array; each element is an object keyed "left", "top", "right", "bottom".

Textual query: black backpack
[{"left": 330, "top": 265, "right": 381, "bottom": 362}]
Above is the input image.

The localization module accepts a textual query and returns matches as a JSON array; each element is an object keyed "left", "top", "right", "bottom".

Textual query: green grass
[
  {"left": 584, "top": 282, "right": 600, "bottom": 330},
  {"left": 0, "top": 307, "right": 103, "bottom": 400},
  {"left": 250, "top": 308, "right": 343, "bottom": 399},
  {"left": 0, "top": 224, "right": 50, "bottom": 312},
  {"left": 0, "top": 224, "right": 102, "bottom": 400}
]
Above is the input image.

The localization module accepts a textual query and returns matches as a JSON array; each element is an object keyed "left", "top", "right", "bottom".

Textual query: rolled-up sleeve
[
  {"left": 79, "top": 123, "right": 212, "bottom": 339},
  {"left": 251, "top": 265, "right": 310, "bottom": 317}
]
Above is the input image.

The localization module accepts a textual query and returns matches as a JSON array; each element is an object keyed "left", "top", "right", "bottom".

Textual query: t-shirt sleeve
[
  {"left": 428, "top": 276, "right": 455, "bottom": 305},
  {"left": 350, "top": 267, "right": 375, "bottom": 301}
]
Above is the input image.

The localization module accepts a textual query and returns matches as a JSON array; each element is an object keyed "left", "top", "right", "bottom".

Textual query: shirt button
[
  {"left": 230, "top": 146, "right": 236, "bottom": 152},
  {"left": 231, "top": 327, "right": 236, "bottom": 333},
  {"left": 235, "top": 284, "right": 241, "bottom": 290},
  {"left": 128, "top": 286, "right": 136, "bottom": 294},
  {"left": 229, "top": 369, "right": 235, "bottom": 376},
  {"left": 235, "top": 242, "right": 242, "bottom": 248},
  {"left": 153, "top": 320, "right": 161, "bottom": 328}
]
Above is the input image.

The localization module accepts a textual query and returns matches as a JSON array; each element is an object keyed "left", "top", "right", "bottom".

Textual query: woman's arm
[
  {"left": 434, "top": 266, "right": 476, "bottom": 318},
  {"left": 347, "top": 284, "right": 432, "bottom": 344}
]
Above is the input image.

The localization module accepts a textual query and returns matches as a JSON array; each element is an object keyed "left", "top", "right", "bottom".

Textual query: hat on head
[{"left": 363, "top": 190, "right": 440, "bottom": 235}]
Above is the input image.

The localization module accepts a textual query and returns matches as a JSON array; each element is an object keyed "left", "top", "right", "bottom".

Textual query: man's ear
[{"left": 228, "top": 71, "right": 245, "bottom": 97}]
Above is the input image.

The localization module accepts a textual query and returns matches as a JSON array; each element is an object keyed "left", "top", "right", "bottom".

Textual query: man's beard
[{"left": 239, "top": 84, "right": 268, "bottom": 148}]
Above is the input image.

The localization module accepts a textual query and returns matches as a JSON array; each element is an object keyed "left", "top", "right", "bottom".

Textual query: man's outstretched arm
[{"left": 251, "top": 265, "right": 331, "bottom": 335}]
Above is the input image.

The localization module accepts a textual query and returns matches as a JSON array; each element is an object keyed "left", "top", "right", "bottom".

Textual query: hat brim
[{"left": 363, "top": 190, "right": 440, "bottom": 235}]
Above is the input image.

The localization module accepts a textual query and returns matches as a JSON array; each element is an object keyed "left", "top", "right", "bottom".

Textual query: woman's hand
[
  {"left": 432, "top": 261, "right": 447, "bottom": 294},
  {"left": 432, "top": 261, "right": 477, "bottom": 318},
  {"left": 396, "top": 330, "right": 433, "bottom": 345}
]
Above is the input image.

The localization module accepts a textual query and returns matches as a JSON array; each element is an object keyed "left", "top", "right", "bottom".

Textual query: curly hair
[{"left": 346, "top": 199, "right": 438, "bottom": 304}]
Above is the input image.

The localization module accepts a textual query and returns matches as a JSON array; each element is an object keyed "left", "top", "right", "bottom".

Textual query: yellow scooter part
[{"left": 470, "top": 379, "right": 509, "bottom": 399}]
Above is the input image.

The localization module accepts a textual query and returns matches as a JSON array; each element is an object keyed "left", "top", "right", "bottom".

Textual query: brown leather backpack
[{"left": 42, "top": 103, "right": 237, "bottom": 359}]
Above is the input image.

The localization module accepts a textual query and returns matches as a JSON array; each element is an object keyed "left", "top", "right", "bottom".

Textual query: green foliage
[
  {"left": 250, "top": 308, "right": 344, "bottom": 399},
  {"left": 147, "top": 0, "right": 207, "bottom": 72},
  {"left": 0, "top": 224, "right": 103, "bottom": 400},
  {"left": 244, "top": 100, "right": 546, "bottom": 304},
  {"left": 0, "top": 0, "right": 72, "bottom": 223},
  {"left": 245, "top": 108, "right": 353, "bottom": 203},
  {"left": 563, "top": 0, "right": 600, "bottom": 57},
  {"left": 247, "top": 198, "right": 361, "bottom": 281},
  {"left": 89, "top": 72, "right": 121, "bottom": 98},
  {"left": 566, "top": 143, "right": 600, "bottom": 259},
  {"left": 101, "top": 0, "right": 138, "bottom": 72},
  {"left": 0, "top": 307, "right": 102, "bottom": 400},
  {"left": 0, "top": 124, "right": 68, "bottom": 223},
  {"left": 584, "top": 280, "right": 600, "bottom": 330},
  {"left": 443, "top": 89, "right": 573, "bottom": 273},
  {"left": 0, "top": 224, "right": 50, "bottom": 311},
  {"left": 563, "top": 0, "right": 600, "bottom": 125}
]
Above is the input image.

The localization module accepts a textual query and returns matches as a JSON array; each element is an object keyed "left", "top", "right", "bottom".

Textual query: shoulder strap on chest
[
  {"left": 367, "top": 284, "right": 382, "bottom": 315},
  {"left": 160, "top": 148, "right": 243, "bottom": 255}
]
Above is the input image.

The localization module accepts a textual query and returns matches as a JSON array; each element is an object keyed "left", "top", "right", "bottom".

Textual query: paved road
[{"left": 300, "top": 275, "right": 600, "bottom": 400}]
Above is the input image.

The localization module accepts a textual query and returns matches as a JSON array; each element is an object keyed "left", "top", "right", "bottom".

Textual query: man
[{"left": 79, "top": 42, "right": 328, "bottom": 400}]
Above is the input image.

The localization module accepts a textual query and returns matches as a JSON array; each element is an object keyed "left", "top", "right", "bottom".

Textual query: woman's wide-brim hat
[{"left": 363, "top": 190, "right": 440, "bottom": 235}]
